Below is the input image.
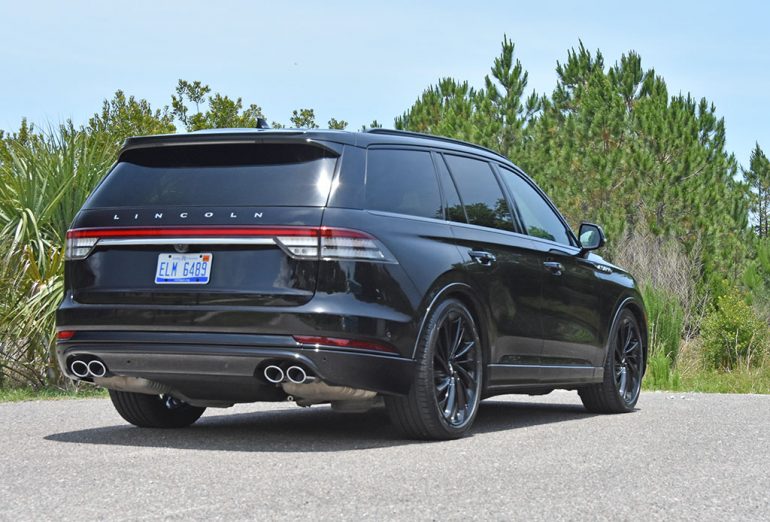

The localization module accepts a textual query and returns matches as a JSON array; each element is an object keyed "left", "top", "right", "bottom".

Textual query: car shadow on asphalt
[{"left": 45, "top": 399, "right": 595, "bottom": 452}]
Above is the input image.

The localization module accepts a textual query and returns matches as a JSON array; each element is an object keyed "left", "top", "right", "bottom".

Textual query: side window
[
  {"left": 444, "top": 155, "right": 513, "bottom": 232},
  {"left": 498, "top": 167, "right": 572, "bottom": 245},
  {"left": 365, "top": 149, "right": 442, "bottom": 220},
  {"left": 435, "top": 155, "right": 467, "bottom": 223}
]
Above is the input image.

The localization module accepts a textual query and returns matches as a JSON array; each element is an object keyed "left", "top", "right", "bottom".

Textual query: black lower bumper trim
[{"left": 56, "top": 333, "right": 414, "bottom": 403}]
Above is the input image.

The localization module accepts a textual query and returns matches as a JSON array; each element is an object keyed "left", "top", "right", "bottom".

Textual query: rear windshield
[{"left": 84, "top": 143, "right": 338, "bottom": 208}]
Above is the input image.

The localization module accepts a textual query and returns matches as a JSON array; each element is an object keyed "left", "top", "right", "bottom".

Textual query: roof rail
[{"left": 365, "top": 128, "right": 506, "bottom": 160}]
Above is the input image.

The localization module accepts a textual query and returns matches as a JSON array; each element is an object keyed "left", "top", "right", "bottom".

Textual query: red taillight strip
[
  {"left": 66, "top": 226, "right": 372, "bottom": 239},
  {"left": 56, "top": 330, "right": 76, "bottom": 341},
  {"left": 319, "top": 227, "right": 370, "bottom": 239},
  {"left": 293, "top": 335, "right": 399, "bottom": 355}
]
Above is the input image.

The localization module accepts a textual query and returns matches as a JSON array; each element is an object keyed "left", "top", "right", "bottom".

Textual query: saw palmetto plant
[{"left": 0, "top": 127, "right": 114, "bottom": 387}]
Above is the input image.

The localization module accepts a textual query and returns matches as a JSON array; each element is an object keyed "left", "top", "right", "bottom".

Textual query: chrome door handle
[
  {"left": 543, "top": 261, "right": 564, "bottom": 275},
  {"left": 469, "top": 250, "right": 496, "bottom": 266}
]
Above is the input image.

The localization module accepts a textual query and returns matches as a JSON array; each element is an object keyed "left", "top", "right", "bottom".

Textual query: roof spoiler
[{"left": 118, "top": 131, "right": 343, "bottom": 161}]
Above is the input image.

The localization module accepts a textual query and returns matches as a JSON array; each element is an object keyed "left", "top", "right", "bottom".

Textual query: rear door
[
  {"left": 67, "top": 141, "right": 339, "bottom": 307},
  {"left": 438, "top": 154, "right": 544, "bottom": 385}
]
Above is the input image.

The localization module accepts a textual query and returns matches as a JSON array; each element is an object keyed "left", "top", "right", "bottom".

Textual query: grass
[
  {"left": 643, "top": 364, "right": 770, "bottom": 394},
  {"left": 642, "top": 334, "right": 770, "bottom": 394},
  {"left": 670, "top": 367, "right": 770, "bottom": 394},
  {"left": 0, "top": 385, "right": 107, "bottom": 403}
]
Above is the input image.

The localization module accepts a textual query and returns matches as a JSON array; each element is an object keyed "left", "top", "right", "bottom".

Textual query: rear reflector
[
  {"left": 64, "top": 226, "right": 396, "bottom": 263},
  {"left": 56, "top": 330, "right": 76, "bottom": 341},
  {"left": 293, "top": 335, "right": 399, "bottom": 355}
]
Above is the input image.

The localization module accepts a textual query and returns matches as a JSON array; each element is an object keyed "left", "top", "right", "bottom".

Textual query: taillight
[
  {"left": 64, "top": 226, "right": 396, "bottom": 263},
  {"left": 319, "top": 228, "right": 394, "bottom": 261},
  {"left": 276, "top": 227, "right": 395, "bottom": 262},
  {"left": 273, "top": 235, "right": 319, "bottom": 258},
  {"left": 293, "top": 335, "right": 399, "bottom": 355},
  {"left": 65, "top": 232, "right": 98, "bottom": 260}
]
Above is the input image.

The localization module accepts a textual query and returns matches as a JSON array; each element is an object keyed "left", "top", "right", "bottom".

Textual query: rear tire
[
  {"left": 386, "top": 298, "right": 483, "bottom": 440},
  {"left": 108, "top": 390, "right": 205, "bottom": 428},
  {"left": 579, "top": 309, "right": 644, "bottom": 413}
]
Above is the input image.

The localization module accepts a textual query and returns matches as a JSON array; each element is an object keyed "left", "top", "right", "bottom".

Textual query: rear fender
[{"left": 411, "top": 278, "right": 493, "bottom": 373}]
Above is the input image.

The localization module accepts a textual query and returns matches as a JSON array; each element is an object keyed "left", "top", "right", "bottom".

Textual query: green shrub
[
  {"left": 701, "top": 292, "right": 768, "bottom": 370},
  {"left": 642, "top": 285, "right": 685, "bottom": 361},
  {"left": 643, "top": 349, "right": 681, "bottom": 390}
]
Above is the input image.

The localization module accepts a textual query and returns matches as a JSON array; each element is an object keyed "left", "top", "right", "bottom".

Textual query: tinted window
[
  {"left": 444, "top": 155, "right": 513, "bottom": 231},
  {"left": 499, "top": 167, "right": 572, "bottom": 245},
  {"left": 365, "top": 149, "right": 442, "bottom": 219},
  {"left": 436, "top": 155, "right": 466, "bottom": 223},
  {"left": 86, "top": 144, "right": 337, "bottom": 208}
]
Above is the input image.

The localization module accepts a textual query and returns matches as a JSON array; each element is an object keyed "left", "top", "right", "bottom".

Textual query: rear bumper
[{"left": 56, "top": 331, "right": 415, "bottom": 403}]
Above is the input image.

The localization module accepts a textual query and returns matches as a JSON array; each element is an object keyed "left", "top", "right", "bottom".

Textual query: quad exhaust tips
[
  {"left": 69, "top": 357, "right": 108, "bottom": 378},
  {"left": 262, "top": 364, "right": 313, "bottom": 384}
]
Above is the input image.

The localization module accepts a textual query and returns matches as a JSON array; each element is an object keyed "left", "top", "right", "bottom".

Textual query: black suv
[{"left": 56, "top": 128, "right": 647, "bottom": 439}]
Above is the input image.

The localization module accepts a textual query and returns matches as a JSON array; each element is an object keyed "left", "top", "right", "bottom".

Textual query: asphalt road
[{"left": 1, "top": 391, "right": 768, "bottom": 521}]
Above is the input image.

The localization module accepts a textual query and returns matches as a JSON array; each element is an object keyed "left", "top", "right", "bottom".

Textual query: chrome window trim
[{"left": 365, "top": 209, "right": 448, "bottom": 225}]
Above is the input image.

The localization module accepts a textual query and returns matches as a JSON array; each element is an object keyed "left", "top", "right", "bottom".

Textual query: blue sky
[{"left": 1, "top": 0, "right": 768, "bottom": 167}]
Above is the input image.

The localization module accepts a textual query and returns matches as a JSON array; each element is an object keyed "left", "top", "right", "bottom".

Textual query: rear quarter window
[
  {"left": 84, "top": 143, "right": 338, "bottom": 208},
  {"left": 444, "top": 154, "right": 514, "bottom": 232},
  {"left": 365, "top": 149, "right": 442, "bottom": 220}
]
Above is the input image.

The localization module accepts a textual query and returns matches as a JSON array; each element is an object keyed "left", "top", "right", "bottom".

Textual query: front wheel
[
  {"left": 579, "top": 309, "right": 644, "bottom": 413},
  {"left": 386, "top": 298, "right": 483, "bottom": 440},
  {"left": 109, "top": 390, "right": 206, "bottom": 428}
]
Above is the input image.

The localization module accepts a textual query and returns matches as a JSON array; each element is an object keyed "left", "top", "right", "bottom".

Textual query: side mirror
[{"left": 578, "top": 222, "right": 605, "bottom": 255}]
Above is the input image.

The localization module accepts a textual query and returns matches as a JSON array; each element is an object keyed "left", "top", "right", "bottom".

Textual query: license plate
[{"left": 155, "top": 253, "right": 213, "bottom": 284}]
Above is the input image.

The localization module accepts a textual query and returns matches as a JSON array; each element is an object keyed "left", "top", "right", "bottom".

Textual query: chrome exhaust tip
[
  {"left": 70, "top": 360, "right": 89, "bottom": 379},
  {"left": 88, "top": 360, "right": 107, "bottom": 378},
  {"left": 286, "top": 366, "right": 308, "bottom": 384},
  {"left": 264, "top": 365, "right": 285, "bottom": 384}
]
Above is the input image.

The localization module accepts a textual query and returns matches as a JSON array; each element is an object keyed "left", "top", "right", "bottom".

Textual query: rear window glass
[
  {"left": 365, "top": 149, "right": 442, "bottom": 219},
  {"left": 84, "top": 143, "right": 338, "bottom": 208}
]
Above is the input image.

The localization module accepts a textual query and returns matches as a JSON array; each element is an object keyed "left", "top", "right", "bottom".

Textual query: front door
[{"left": 496, "top": 166, "right": 603, "bottom": 378}]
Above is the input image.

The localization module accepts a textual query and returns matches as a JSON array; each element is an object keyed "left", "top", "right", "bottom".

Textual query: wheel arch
[{"left": 411, "top": 279, "right": 492, "bottom": 363}]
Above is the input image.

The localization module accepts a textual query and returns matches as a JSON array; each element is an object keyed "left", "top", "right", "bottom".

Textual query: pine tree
[
  {"left": 394, "top": 37, "right": 752, "bottom": 294},
  {"left": 745, "top": 143, "right": 770, "bottom": 238},
  {"left": 396, "top": 35, "right": 539, "bottom": 155}
]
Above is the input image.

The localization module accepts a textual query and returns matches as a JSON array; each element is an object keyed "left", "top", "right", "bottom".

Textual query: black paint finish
[{"left": 56, "top": 129, "right": 647, "bottom": 405}]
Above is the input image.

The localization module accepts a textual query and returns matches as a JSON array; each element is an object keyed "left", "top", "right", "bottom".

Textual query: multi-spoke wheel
[
  {"left": 614, "top": 316, "right": 643, "bottom": 405},
  {"left": 433, "top": 309, "right": 481, "bottom": 427},
  {"left": 386, "top": 298, "right": 483, "bottom": 439},
  {"left": 579, "top": 309, "right": 645, "bottom": 413},
  {"left": 109, "top": 390, "right": 206, "bottom": 428}
]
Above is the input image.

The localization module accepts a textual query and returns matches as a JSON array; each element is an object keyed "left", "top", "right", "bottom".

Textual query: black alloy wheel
[
  {"left": 433, "top": 309, "right": 481, "bottom": 427},
  {"left": 386, "top": 298, "right": 483, "bottom": 439},
  {"left": 614, "top": 315, "right": 643, "bottom": 406},
  {"left": 579, "top": 309, "right": 645, "bottom": 413}
]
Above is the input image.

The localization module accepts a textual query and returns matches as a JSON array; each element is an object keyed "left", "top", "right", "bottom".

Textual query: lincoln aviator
[{"left": 56, "top": 128, "right": 647, "bottom": 439}]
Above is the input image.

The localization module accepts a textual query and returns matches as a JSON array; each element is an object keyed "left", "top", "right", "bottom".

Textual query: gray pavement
[{"left": 1, "top": 391, "right": 768, "bottom": 521}]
